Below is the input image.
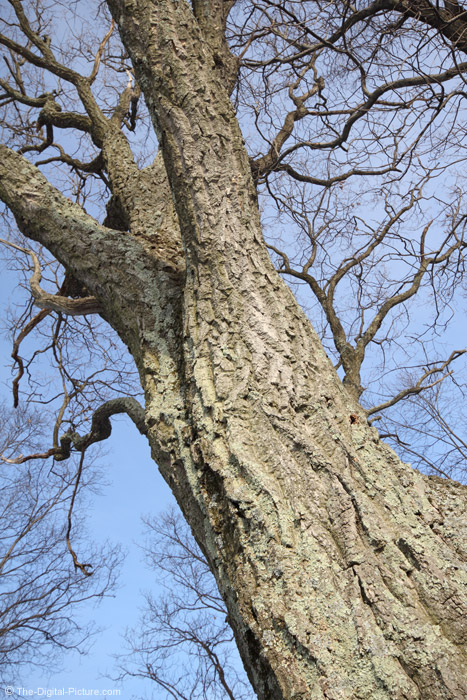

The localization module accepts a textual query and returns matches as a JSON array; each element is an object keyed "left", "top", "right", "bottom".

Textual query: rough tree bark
[{"left": 0, "top": 1, "right": 466, "bottom": 698}]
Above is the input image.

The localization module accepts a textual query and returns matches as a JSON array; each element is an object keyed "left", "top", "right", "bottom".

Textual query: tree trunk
[{"left": 0, "top": 0, "right": 466, "bottom": 697}]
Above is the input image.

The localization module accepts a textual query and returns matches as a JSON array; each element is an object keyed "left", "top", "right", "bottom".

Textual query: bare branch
[
  {"left": 88, "top": 20, "right": 115, "bottom": 85},
  {"left": 0, "top": 447, "right": 57, "bottom": 464},
  {"left": 0, "top": 238, "right": 103, "bottom": 316},
  {"left": 10, "top": 307, "right": 51, "bottom": 408},
  {"left": 56, "top": 397, "right": 147, "bottom": 461},
  {"left": 66, "top": 451, "right": 93, "bottom": 577},
  {"left": 367, "top": 350, "right": 467, "bottom": 416}
]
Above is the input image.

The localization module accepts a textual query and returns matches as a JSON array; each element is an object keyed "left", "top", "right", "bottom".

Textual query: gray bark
[{"left": 0, "top": 1, "right": 466, "bottom": 697}]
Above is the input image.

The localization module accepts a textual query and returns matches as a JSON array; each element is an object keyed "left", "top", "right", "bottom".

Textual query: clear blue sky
[{"left": 0, "top": 257, "right": 177, "bottom": 699}]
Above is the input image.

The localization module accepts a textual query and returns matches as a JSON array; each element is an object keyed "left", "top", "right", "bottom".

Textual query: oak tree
[{"left": 1, "top": 1, "right": 467, "bottom": 698}]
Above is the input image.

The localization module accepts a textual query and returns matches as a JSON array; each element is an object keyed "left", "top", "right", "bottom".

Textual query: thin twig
[
  {"left": 66, "top": 450, "right": 93, "bottom": 577},
  {"left": 366, "top": 350, "right": 467, "bottom": 416}
]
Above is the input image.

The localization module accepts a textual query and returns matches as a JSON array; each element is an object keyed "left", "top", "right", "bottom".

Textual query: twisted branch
[
  {"left": 55, "top": 397, "right": 147, "bottom": 461},
  {"left": 1, "top": 397, "right": 147, "bottom": 464}
]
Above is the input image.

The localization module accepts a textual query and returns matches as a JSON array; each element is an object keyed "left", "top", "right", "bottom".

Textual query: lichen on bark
[{"left": 0, "top": 1, "right": 466, "bottom": 698}]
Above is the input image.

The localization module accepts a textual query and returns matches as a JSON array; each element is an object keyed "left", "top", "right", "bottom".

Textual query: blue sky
[{"left": 0, "top": 257, "right": 177, "bottom": 699}]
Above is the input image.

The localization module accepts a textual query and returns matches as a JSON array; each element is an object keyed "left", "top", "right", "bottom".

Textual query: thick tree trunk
[
  {"left": 0, "top": 0, "right": 466, "bottom": 697},
  {"left": 110, "top": 2, "right": 467, "bottom": 697}
]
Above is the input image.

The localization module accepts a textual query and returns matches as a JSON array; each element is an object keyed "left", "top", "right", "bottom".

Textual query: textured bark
[{"left": 1, "top": 1, "right": 466, "bottom": 698}]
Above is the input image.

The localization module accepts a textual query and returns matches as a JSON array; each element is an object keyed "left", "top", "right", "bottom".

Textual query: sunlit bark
[{"left": 0, "top": 1, "right": 466, "bottom": 698}]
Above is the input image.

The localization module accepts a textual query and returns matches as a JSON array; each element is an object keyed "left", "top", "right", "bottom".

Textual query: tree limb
[
  {"left": 367, "top": 350, "right": 467, "bottom": 416},
  {"left": 55, "top": 397, "right": 147, "bottom": 461},
  {"left": 0, "top": 238, "right": 103, "bottom": 316}
]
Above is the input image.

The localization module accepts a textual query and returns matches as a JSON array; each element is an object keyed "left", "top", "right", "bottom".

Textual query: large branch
[
  {"left": 191, "top": 0, "right": 239, "bottom": 92},
  {"left": 0, "top": 142, "right": 186, "bottom": 473},
  {"left": 0, "top": 2, "right": 184, "bottom": 271},
  {"left": 0, "top": 143, "right": 161, "bottom": 353},
  {"left": 0, "top": 145, "right": 122, "bottom": 294}
]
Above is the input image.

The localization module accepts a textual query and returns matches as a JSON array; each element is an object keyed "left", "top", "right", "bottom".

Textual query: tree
[
  {"left": 0, "top": 1, "right": 466, "bottom": 698},
  {"left": 0, "top": 402, "right": 121, "bottom": 681},
  {"left": 117, "top": 509, "right": 254, "bottom": 700}
]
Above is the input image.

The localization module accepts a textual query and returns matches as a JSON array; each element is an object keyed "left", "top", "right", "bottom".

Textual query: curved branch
[
  {"left": 35, "top": 95, "right": 94, "bottom": 135},
  {"left": 10, "top": 307, "right": 51, "bottom": 408},
  {"left": 0, "top": 239, "right": 103, "bottom": 316},
  {"left": 389, "top": 0, "right": 467, "bottom": 54},
  {"left": 266, "top": 161, "right": 401, "bottom": 187},
  {"left": 0, "top": 3, "right": 109, "bottom": 142},
  {"left": 0, "top": 77, "right": 48, "bottom": 107},
  {"left": 1, "top": 397, "right": 147, "bottom": 465},
  {"left": 55, "top": 397, "right": 147, "bottom": 461},
  {"left": 356, "top": 220, "right": 466, "bottom": 355},
  {"left": 89, "top": 20, "right": 115, "bottom": 84},
  {"left": 0, "top": 447, "right": 57, "bottom": 464}
]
